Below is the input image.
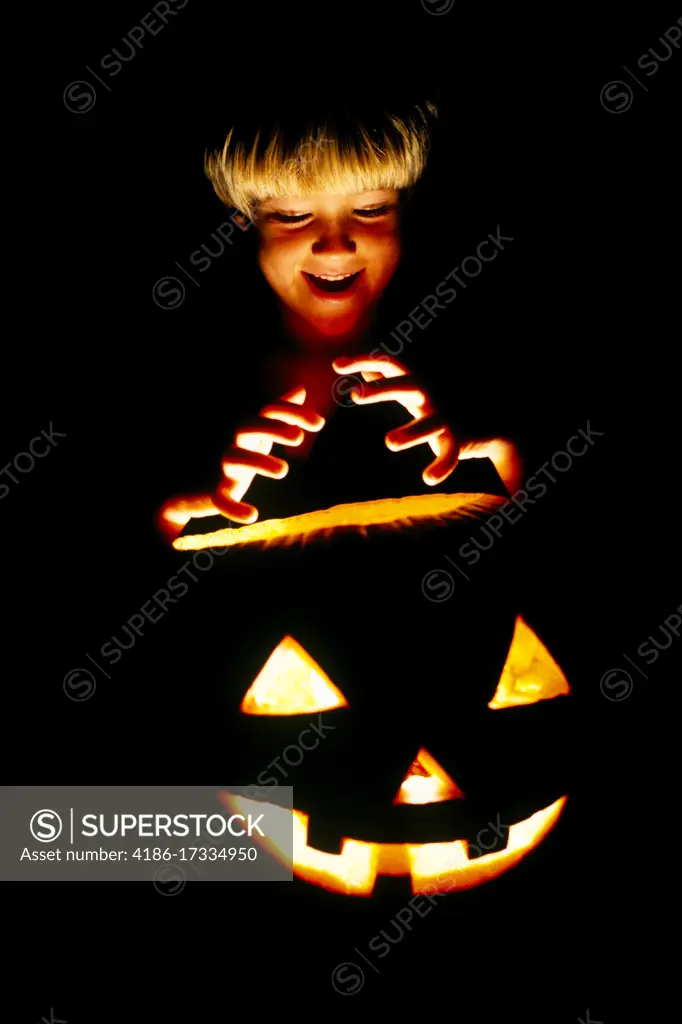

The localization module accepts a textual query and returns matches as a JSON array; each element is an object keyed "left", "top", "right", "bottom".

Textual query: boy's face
[{"left": 256, "top": 189, "right": 401, "bottom": 340}]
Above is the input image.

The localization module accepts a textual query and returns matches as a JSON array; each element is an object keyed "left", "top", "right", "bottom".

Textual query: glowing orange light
[
  {"left": 219, "top": 793, "right": 567, "bottom": 897},
  {"left": 393, "top": 748, "right": 465, "bottom": 805},
  {"left": 231, "top": 620, "right": 570, "bottom": 895},
  {"left": 488, "top": 615, "right": 570, "bottom": 709},
  {"left": 173, "top": 492, "right": 507, "bottom": 551},
  {"left": 241, "top": 636, "right": 348, "bottom": 715}
]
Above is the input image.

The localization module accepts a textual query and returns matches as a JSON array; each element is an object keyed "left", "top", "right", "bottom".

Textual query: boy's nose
[{"left": 311, "top": 230, "right": 357, "bottom": 255}]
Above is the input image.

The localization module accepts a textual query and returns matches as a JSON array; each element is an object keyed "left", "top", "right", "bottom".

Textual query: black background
[{"left": 6, "top": 1, "right": 680, "bottom": 1019}]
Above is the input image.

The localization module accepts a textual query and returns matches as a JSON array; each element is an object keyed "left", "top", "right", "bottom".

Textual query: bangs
[{"left": 204, "top": 102, "right": 437, "bottom": 218}]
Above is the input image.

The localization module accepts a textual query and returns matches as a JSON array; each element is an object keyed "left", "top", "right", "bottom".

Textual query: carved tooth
[
  {"left": 305, "top": 816, "right": 345, "bottom": 855},
  {"left": 466, "top": 820, "right": 510, "bottom": 860}
]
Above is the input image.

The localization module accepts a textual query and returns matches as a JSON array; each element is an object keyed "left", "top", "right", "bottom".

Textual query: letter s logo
[
  {"left": 30, "top": 809, "right": 63, "bottom": 842},
  {"left": 421, "top": 570, "right": 455, "bottom": 603}
]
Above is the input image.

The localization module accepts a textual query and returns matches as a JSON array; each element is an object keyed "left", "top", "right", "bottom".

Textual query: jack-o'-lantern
[
  {"left": 220, "top": 610, "right": 570, "bottom": 896},
  {"left": 171, "top": 397, "right": 571, "bottom": 898}
]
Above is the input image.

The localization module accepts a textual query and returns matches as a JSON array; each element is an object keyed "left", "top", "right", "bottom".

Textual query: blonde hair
[{"left": 204, "top": 101, "right": 438, "bottom": 220}]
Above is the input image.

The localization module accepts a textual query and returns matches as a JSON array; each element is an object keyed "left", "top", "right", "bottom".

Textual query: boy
[{"left": 159, "top": 95, "right": 519, "bottom": 541}]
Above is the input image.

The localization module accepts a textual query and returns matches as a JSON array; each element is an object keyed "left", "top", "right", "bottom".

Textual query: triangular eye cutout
[
  {"left": 488, "top": 615, "right": 571, "bottom": 709},
  {"left": 393, "top": 748, "right": 465, "bottom": 805},
  {"left": 240, "top": 635, "right": 349, "bottom": 715}
]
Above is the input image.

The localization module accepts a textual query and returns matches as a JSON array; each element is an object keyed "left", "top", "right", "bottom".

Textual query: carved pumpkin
[
  {"left": 173, "top": 406, "right": 571, "bottom": 898},
  {"left": 222, "top": 612, "right": 570, "bottom": 896}
]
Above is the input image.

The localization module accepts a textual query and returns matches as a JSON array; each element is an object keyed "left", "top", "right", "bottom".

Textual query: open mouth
[{"left": 303, "top": 270, "right": 363, "bottom": 295}]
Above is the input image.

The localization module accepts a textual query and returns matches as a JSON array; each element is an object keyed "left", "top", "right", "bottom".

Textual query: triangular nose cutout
[{"left": 393, "top": 748, "right": 465, "bottom": 805}]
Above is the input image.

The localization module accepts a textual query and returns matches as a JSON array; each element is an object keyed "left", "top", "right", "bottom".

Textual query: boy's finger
[
  {"left": 423, "top": 436, "right": 460, "bottom": 485},
  {"left": 333, "top": 355, "right": 407, "bottom": 378},
  {"left": 260, "top": 401, "right": 325, "bottom": 431},
  {"left": 222, "top": 447, "right": 288, "bottom": 479},
  {"left": 352, "top": 379, "right": 427, "bottom": 409},
  {"left": 213, "top": 483, "right": 259, "bottom": 523},
  {"left": 236, "top": 417, "right": 305, "bottom": 447},
  {"left": 352, "top": 376, "right": 424, "bottom": 399},
  {"left": 385, "top": 413, "right": 447, "bottom": 451}
]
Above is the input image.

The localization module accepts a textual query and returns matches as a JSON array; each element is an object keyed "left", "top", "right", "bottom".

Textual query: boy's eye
[
  {"left": 354, "top": 205, "right": 391, "bottom": 218},
  {"left": 266, "top": 204, "right": 393, "bottom": 225},
  {"left": 268, "top": 212, "right": 311, "bottom": 224}
]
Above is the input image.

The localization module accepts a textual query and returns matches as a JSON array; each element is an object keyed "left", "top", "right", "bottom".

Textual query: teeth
[
  {"left": 312, "top": 273, "right": 354, "bottom": 281},
  {"left": 466, "top": 822, "right": 510, "bottom": 860},
  {"left": 306, "top": 816, "right": 345, "bottom": 855}
]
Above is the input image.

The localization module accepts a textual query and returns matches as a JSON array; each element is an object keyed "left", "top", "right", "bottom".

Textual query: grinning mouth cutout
[
  {"left": 304, "top": 270, "right": 363, "bottom": 294},
  {"left": 219, "top": 792, "right": 567, "bottom": 896}
]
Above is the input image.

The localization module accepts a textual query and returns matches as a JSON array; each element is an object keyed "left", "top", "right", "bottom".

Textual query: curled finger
[
  {"left": 222, "top": 446, "right": 288, "bottom": 480},
  {"left": 385, "top": 413, "right": 447, "bottom": 452},
  {"left": 213, "top": 482, "right": 259, "bottom": 524},
  {"left": 333, "top": 354, "right": 408, "bottom": 378},
  {"left": 351, "top": 377, "right": 428, "bottom": 411},
  {"left": 259, "top": 401, "right": 325, "bottom": 432},
  {"left": 422, "top": 430, "right": 460, "bottom": 485},
  {"left": 235, "top": 416, "right": 305, "bottom": 448}
]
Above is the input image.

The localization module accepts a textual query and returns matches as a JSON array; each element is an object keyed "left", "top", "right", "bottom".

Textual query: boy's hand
[
  {"left": 332, "top": 354, "right": 522, "bottom": 493},
  {"left": 213, "top": 385, "right": 325, "bottom": 523},
  {"left": 157, "top": 386, "right": 325, "bottom": 542}
]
